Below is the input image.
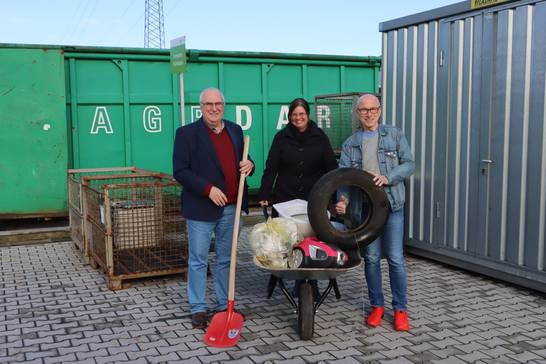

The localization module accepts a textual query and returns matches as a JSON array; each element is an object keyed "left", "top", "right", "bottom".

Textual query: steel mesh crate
[
  {"left": 112, "top": 200, "right": 160, "bottom": 250},
  {"left": 69, "top": 208, "right": 83, "bottom": 247},
  {"left": 314, "top": 92, "right": 378, "bottom": 154},
  {"left": 67, "top": 167, "right": 153, "bottom": 260},
  {"left": 82, "top": 175, "right": 187, "bottom": 290}
]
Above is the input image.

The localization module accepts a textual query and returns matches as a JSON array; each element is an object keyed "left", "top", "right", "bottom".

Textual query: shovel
[{"left": 204, "top": 135, "right": 250, "bottom": 348}]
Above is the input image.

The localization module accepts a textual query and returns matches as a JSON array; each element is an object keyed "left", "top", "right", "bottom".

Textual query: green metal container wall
[
  {"left": 65, "top": 49, "right": 379, "bottom": 191},
  {"left": 0, "top": 47, "right": 67, "bottom": 217},
  {"left": 1, "top": 44, "right": 379, "bottom": 217}
]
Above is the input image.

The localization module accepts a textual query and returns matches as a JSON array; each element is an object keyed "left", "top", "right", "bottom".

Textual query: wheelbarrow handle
[{"left": 262, "top": 206, "right": 270, "bottom": 220}]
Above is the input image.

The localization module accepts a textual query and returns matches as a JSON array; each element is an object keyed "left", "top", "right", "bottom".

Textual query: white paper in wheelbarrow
[
  {"left": 272, "top": 199, "right": 315, "bottom": 238},
  {"left": 250, "top": 217, "right": 301, "bottom": 268}
]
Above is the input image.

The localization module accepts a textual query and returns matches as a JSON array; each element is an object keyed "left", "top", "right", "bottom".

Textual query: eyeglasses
[
  {"left": 357, "top": 107, "right": 380, "bottom": 115},
  {"left": 201, "top": 102, "right": 224, "bottom": 109}
]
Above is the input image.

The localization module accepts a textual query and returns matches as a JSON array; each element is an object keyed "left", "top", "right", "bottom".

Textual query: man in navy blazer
[{"left": 173, "top": 87, "right": 254, "bottom": 329}]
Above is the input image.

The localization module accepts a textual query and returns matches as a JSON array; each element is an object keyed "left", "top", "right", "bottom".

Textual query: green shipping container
[
  {"left": 0, "top": 46, "right": 67, "bottom": 217},
  {"left": 1, "top": 44, "right": 380, "bottom": 217}
]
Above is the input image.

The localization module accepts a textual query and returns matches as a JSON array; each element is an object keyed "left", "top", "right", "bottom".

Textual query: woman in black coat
[
  {"left": 258, "top": 97, "right": 337, "bottom": 300},
  {"left": 258, "top": 98, "right": 338, "bottom": 212}
]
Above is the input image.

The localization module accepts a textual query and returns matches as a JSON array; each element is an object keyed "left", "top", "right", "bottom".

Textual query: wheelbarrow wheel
[{"left": 297, "top": 281, "right": 314, "bottom": 340}]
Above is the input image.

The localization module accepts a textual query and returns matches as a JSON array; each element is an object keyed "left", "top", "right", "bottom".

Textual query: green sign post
[
  {"left": 170, "top": 36, "right": 187, "bottom": 73},
  {"left": 170, "top": 36, "right": 187, "bottom": 125}
]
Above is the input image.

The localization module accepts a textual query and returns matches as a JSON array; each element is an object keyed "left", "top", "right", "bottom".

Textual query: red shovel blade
[{"left": 203, "top": 302, "right": 244, "bottom": 347}]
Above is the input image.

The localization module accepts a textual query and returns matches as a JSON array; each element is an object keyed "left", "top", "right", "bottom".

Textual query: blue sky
[{"left": 2, "top": 0, "right": 457, "bottom": 56}]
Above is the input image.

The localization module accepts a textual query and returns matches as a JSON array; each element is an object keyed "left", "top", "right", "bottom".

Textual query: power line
[
  {"left": 69, "top": 0, "right": 100, "bottom": 45},
  {"left": 163, "top": 0, "right": 183, "bottom": 39},
  {"left": 61, "top": 0, "right": 85, "bottom": 43},
  {"left": 63, "top": 0, "right": 92, "bottom": 44},
  {"left": 114, "top": 8, "right": 145, "bottom": 46},
  {"left": 118, "top": 0, "right": 136, "bottom": 19}
]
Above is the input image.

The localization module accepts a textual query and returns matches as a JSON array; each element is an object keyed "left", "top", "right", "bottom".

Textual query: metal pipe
[{"left": 63, "top": 49, "right": 380, "bottom": 66}]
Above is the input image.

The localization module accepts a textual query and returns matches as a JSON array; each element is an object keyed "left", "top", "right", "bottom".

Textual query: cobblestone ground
[{"left": 1, "top": 226, "right": 546, "bottom": 364}]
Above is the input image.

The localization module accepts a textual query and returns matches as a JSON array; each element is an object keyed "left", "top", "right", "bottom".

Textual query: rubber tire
[
  {"left": 297, "top": 282, "right": 314, "bottom": 340},
  {"left": 307, "top": 168, "right": 391, "bottom": 250}
]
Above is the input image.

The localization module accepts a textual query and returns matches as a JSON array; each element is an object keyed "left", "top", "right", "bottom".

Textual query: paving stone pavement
[{"left": 1, "top": 226, "right": 546, "bottom": 364}]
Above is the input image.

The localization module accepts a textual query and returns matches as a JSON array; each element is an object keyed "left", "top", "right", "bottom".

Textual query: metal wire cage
[
  {"left": 314, "top": 92, "right": 371, "bottom": 154},
  {"left": 68, "top": 167, "right": 153, "bottom": 262},
  {"left": 82, "top": 174, "right": 187, "bottom": 290}
]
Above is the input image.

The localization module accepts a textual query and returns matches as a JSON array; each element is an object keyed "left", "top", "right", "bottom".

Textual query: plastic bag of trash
[{"left": 250, "top": 217, "right": 301, "bottom": 268}]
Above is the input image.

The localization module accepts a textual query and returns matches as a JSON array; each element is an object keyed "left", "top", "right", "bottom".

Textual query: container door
[
  {"left": 474, "top": 10, "right": 496, "bottom": 258},
  {"left": 439, "top": 1, "right": 546, "bottom": 274},
  {"left": 433, "top": 20, "right": 450, "bottom": 247},
  {"left": 436, "top": 13, "right": 488, "bottom": 254},
  {"left": 0, "top": 48, "right": 67, "bottom": 217},
  {"left": 68, "top": 58, "right": 178, "bottom": 174},
  {"left": 477, "top": 3, "right": 546, "bottom": 270}
]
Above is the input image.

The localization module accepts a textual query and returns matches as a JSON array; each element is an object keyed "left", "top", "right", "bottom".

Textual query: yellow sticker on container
[{"left": 471, "top": 0, "right": 510, "bottom": 10}]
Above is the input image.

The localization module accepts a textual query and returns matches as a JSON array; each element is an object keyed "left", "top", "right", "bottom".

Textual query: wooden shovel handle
[{"left": 228, "top": 135, "right": 250, "bottom": 301}]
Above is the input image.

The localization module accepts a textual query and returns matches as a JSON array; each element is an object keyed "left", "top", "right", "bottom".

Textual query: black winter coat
[{"left": 258, "top": 121, "right": 338, "bottom": 204}]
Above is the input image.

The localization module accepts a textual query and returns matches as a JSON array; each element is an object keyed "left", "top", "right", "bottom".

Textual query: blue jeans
[
  {"left": 362, "top": 208, "right": 407, "bottom": 311},
  {"left": 186, "top": 204, "right": 238, "bottom": 314}
]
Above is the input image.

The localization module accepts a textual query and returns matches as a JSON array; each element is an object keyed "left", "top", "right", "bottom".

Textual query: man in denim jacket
[{"left": 335, "top": 94, "right": 415, "bottom": 331}]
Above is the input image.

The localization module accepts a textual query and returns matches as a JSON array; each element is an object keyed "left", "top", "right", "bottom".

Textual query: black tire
[
  {"left": 307, "top": 168, "right": 390, "bottom": 250},
  {"left": 297, "top": 282, "right": 314, "bottom": 340}
]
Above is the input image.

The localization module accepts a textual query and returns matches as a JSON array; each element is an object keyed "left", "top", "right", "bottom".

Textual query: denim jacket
[{"left": 339, "top": 124, "right": 415, "bottom": 213}]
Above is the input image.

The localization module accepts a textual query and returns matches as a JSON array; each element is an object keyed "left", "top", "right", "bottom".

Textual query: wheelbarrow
[
  {"left": 254, "top": 169, "right": 392, "bottom": 340},
  {"left": 254, "top": 251, "right": 361, "bottom": 340}
]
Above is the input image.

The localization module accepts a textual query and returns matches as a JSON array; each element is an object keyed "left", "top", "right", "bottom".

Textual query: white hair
[{"left": 199, "top": 87, "right": 225, "bottom": 104}]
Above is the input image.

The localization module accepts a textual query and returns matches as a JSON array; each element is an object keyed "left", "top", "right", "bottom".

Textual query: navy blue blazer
[{"left": 172, "top": 118, "right": 250, "bottom": 221}]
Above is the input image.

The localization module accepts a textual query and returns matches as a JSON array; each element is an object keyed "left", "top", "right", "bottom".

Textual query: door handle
[{"left": 480, "top": 159, "right": 493, "bottom": 175}]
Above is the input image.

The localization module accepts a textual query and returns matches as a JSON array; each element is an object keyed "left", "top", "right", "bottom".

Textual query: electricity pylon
[{"left": 144, "top": 0, "right": 165, "bottom": 48}]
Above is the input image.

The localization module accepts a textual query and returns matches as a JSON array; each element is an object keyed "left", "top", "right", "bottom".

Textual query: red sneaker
[
  {"left": 366, "top": 306, "right": 384, "bottom": 327},
  {"left": 393, "top": 310, "right": 410, "bottom": 331}
]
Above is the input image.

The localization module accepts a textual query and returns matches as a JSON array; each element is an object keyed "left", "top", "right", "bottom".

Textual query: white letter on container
[
  {"left": 90, "top": 106, "right": 114, "bottom": 134},
  {"left": 236, "top": 105, "right": 252, "bottom": 131},
  {"left": 316, "top": 105, "right": 331, "bottom": 128},
  {"left": 276, "top": 105, "right": 289, "bottom": 130},
  {"left": 143, "top": 105, "right": 162, "bottom": 133},
  {"left": 190, "top": 106, "right": 202, "bottom": 123}
]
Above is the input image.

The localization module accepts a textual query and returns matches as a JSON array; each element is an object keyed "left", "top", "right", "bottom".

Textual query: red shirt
[{"left": 203, "top": 127, "right": 238, "bottom": 204}]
